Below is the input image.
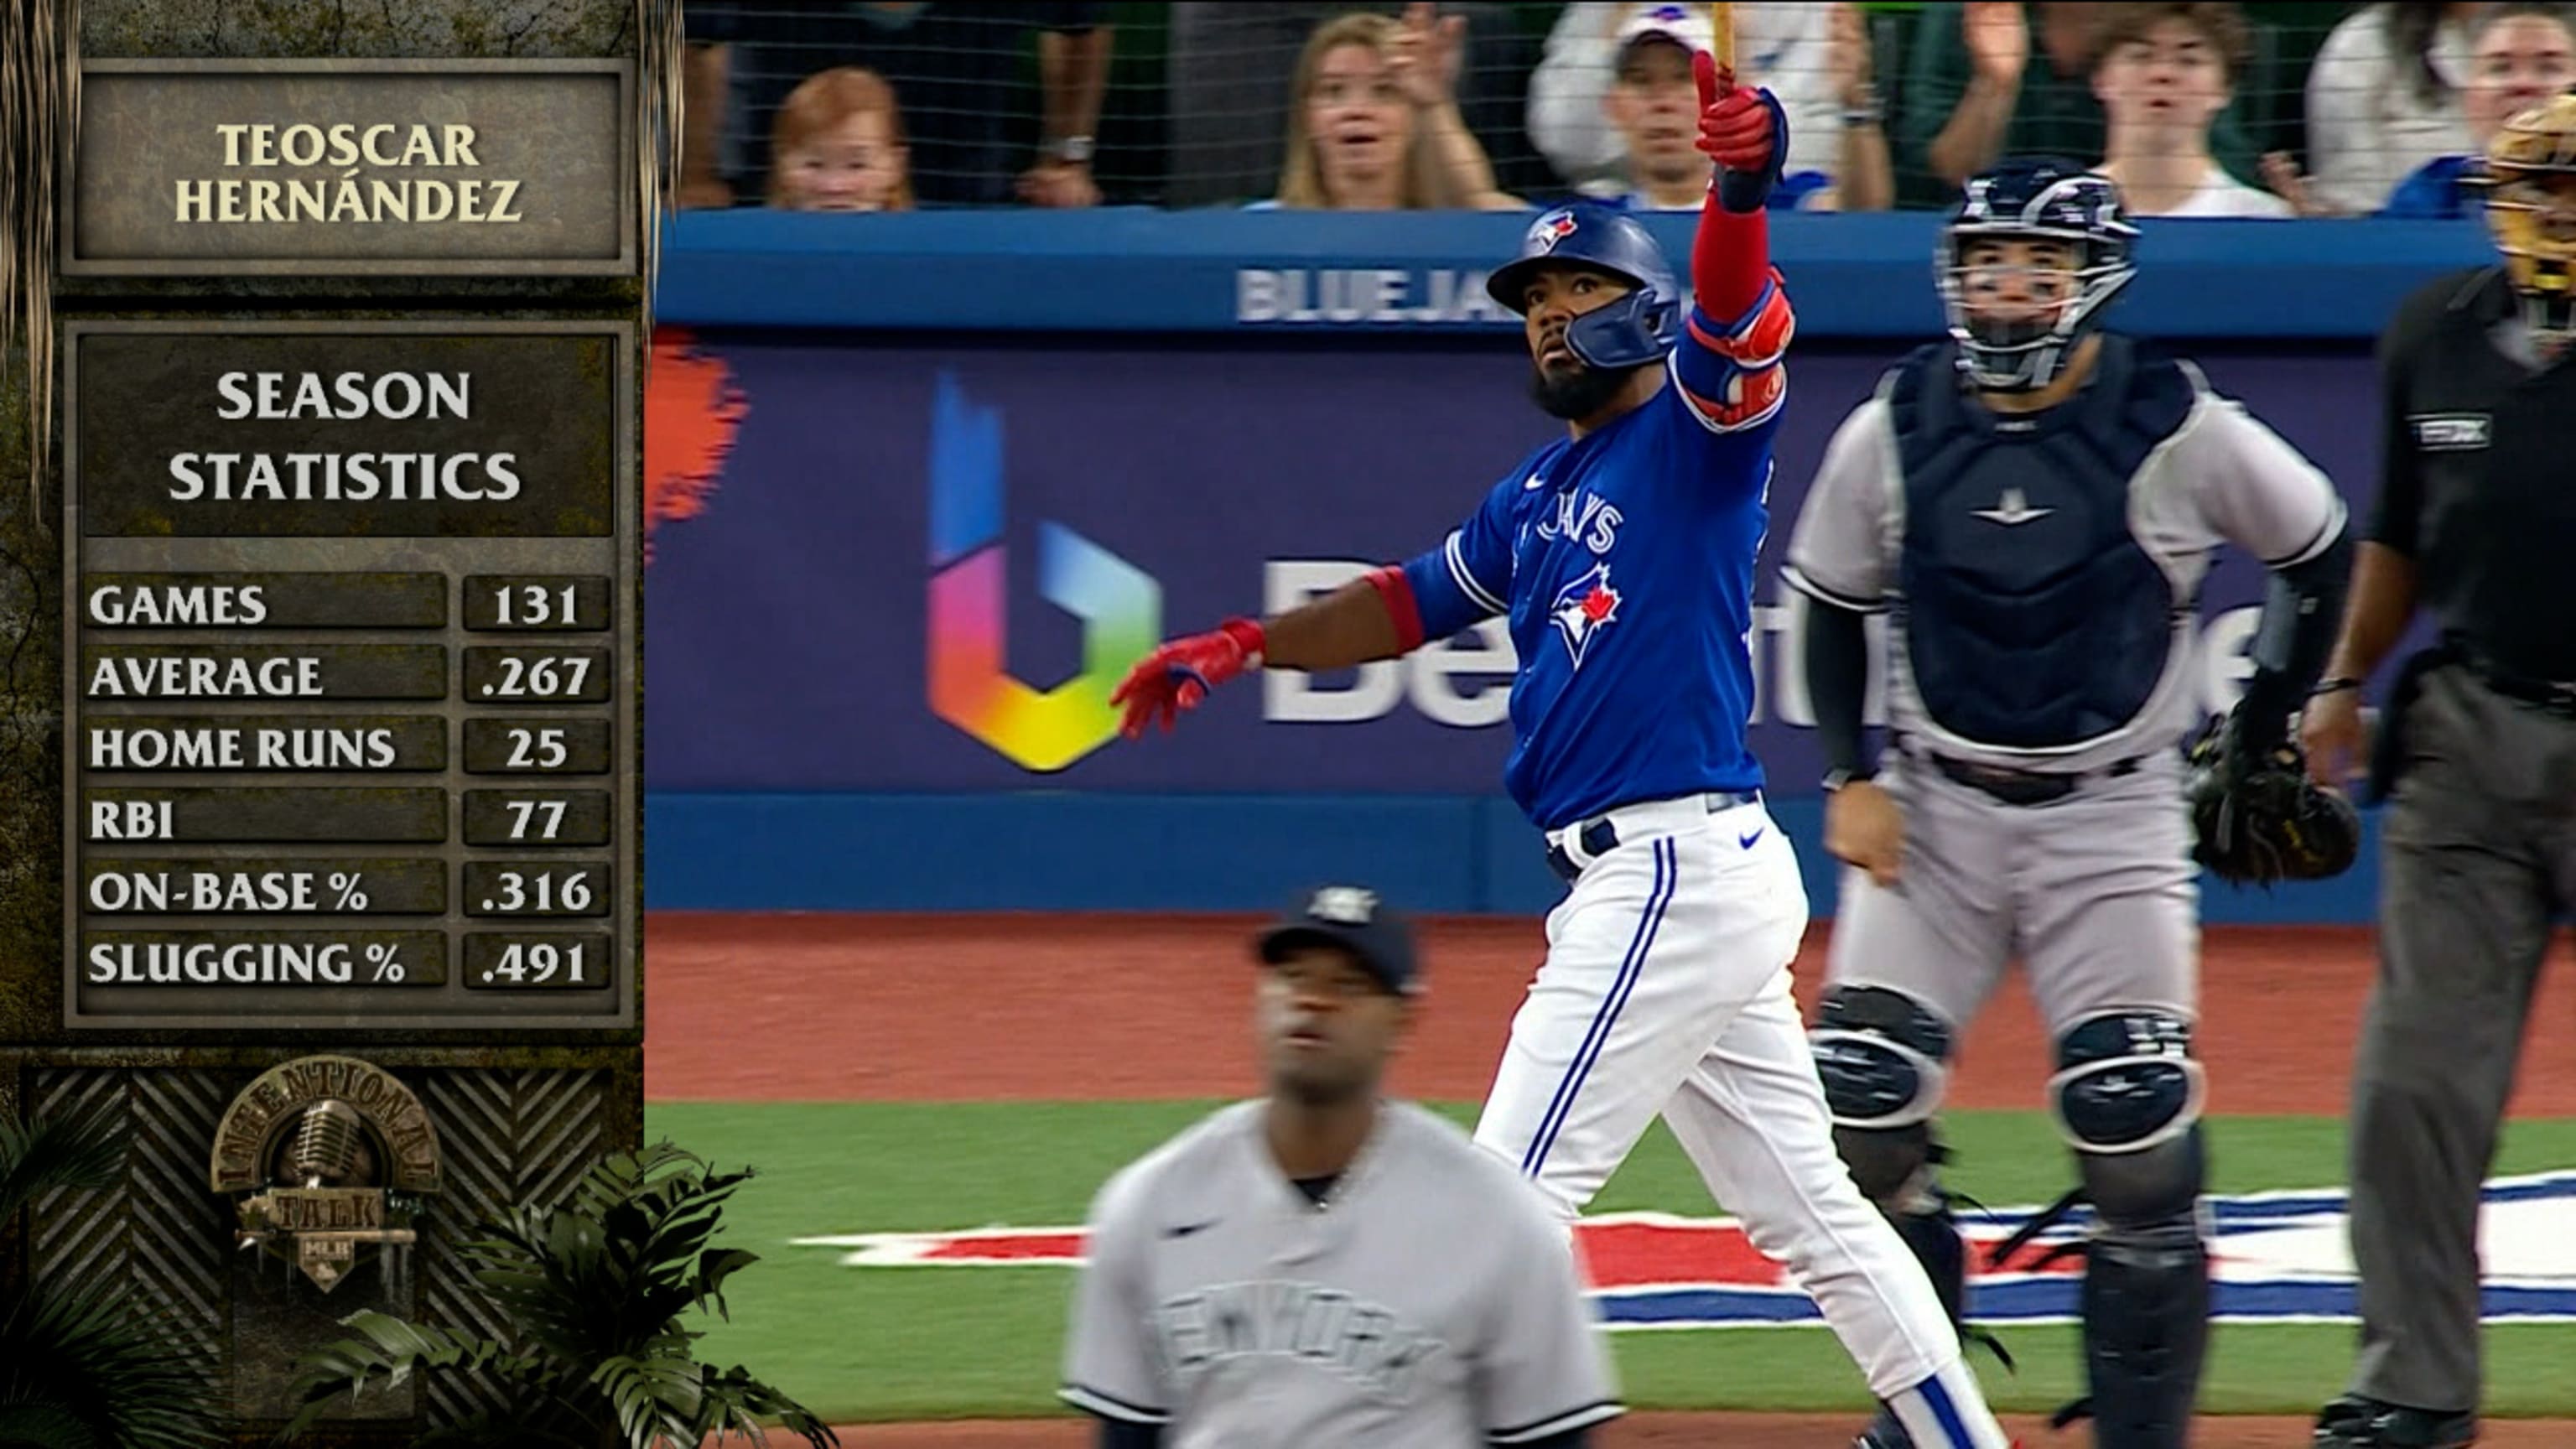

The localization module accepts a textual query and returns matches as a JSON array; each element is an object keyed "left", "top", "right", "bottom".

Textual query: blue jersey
[{"left": 1400, "top": 276, "right": 1795, "bottom": 832}]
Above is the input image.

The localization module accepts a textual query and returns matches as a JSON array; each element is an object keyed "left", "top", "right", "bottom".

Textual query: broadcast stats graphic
[{"left": 925, "top": 373, "right": 1161, "bottom": 773}]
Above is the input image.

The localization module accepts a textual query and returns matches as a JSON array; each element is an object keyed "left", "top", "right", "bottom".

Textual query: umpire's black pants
[{"left": 2346, "top": 661, "right": 2576, "bottom": 1411}]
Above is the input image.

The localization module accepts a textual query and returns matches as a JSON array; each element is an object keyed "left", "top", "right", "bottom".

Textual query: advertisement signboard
[{"left": 643, "top": 335, "right": 2386, "bottom": 802}]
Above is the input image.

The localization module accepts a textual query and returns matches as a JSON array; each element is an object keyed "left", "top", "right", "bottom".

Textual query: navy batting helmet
[
  {"left": 1485, "top": 203, "right": 1682, "bottom": 371},
  {"left": 1935, "top": 156, "right": 2138, "bottom": 392}
]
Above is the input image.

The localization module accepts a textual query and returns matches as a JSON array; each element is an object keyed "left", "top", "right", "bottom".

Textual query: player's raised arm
[
  {"left": 1111, "top": 474, "right": 1519, "bottom": 739},
  {"left": 1669, "top": 49, "right": 1794, "bottom": 437}
]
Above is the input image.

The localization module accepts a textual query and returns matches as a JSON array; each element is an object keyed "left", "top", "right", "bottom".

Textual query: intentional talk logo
[{"left": 925, "top": 372, "right": 1159, "bottom": 772}]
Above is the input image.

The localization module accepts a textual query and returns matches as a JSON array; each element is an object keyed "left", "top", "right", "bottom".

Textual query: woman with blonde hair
[
  {"left": 766, "top": 65, "right": 915, "bottom": 213},
  {"left": 1263, "top": 5, "right": 1522, "bottom": 210}
]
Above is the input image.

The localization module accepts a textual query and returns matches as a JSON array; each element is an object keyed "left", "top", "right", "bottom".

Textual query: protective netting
[{"left": 674, "top": 3, "right": 2556, "bottom": 219}]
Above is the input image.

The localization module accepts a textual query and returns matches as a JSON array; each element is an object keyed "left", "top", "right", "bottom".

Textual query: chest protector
[{"left": 1889, "top": 335, "right": 2193, "bottom": 750}]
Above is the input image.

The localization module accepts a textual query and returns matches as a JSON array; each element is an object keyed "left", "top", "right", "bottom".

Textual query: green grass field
[{"left": 636, "top": 1104, "right": 2576, "bottom": 1424}]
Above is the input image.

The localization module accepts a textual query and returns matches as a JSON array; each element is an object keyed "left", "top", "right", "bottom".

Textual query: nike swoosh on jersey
[
  {"left": 1162, "top": 1219, "right": 1219, "bottom": 1239},
  {"left": 1737, "top": 828, "right": 1764, "bottom": 849}
]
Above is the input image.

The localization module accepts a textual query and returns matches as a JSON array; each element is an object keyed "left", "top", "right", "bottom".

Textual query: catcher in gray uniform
[
  {"left": 1059, "top": 885, "right": 1623, "bottom": 1449},
  {"left": 1780, "top": 157, "right": 2359, "bottom": 1449}
]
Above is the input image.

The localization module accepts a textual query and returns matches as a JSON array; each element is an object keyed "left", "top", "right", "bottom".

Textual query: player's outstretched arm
[
  {"left": 1113, "top": 480, "right": 1519, "bottom": 740},
  {"left": 1108, "top": 566, "right": 1420, "bottom": 740},
  {"left": 1672, "top": 50, "right": 1794, "bottom": 437}
]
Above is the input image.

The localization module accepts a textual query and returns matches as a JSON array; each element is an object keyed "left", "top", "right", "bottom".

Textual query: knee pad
[
  {"left": 2049, "top": 1010, "right": 2209, "bottom": 1228},
  {"left": 1810, "top": 986, "right": 1954, "bottom": 1203},
  {"left": 2049, "top": 1011, "right": 2212, "bottom": 1448}
]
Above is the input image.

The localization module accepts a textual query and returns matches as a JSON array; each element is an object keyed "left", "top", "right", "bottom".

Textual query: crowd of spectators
[{"left": 672, "top": 2, "right": 2576, "bottom": 220}]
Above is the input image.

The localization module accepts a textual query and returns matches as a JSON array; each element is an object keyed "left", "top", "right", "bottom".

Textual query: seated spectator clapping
[
  {"left": 766, "top": 67, "right": 915, "bottom": 213},
  {"left": 2091, "top": 3, "right": 2291, "bottom": 216},
  {"left": 1259, "top": 7, "right": 1521, "bottom": 210},
  {"left": 1901, "top": 2, "right": 2264, "bottom": 203}
]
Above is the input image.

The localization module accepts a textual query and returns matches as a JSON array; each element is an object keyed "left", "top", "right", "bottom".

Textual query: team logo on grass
[{"left": 792, "top": 1172, "right": 2576, "bottom": 1330}]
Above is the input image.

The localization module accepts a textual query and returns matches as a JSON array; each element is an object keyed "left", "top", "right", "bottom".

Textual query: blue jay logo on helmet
[
  {"left": 1935, "top": 158, "right": 2139, "bottom": 392},
  {"left": 1486, "top": 201, "right": 1684, "bottom": 371}
]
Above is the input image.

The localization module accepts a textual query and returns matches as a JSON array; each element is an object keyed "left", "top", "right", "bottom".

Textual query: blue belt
[{"left": 1544, "top": 789, "right": 1763, "bottom": 884}]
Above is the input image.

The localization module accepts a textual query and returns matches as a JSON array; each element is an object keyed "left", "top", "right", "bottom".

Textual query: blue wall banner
[
  {"left": 639, "top": 325, "right": 2413, "bottom": 920},
  {"left": 644, "top": 333, "right": 2386, "bottom": 795},
  {"left": 652, "top": 209, "right": 2496, "bottom": 340}
]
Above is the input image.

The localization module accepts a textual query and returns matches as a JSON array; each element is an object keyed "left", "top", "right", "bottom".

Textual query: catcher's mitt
[{"left": 2184, "top": 715, "right": 2361, "bottom": 886}]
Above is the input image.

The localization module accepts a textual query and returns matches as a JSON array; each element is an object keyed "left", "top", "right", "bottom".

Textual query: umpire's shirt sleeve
[
  {"left": 1060, "top": 1166, "right": 1173, "bottom": 1431},
  {"left": 2366, "top": 287, "right": 2436, "bottom": 559},
  {"left": 1781, "top": 397, "right": 1900, "bottom": 613}
]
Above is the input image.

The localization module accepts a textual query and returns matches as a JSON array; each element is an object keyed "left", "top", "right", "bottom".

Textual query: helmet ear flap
[{"left": 1564, "top": 283, "right": 1679, "bottom": 371}]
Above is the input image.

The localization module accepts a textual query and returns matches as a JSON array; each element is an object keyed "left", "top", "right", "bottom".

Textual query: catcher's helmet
[
  {"left": 1936, "top": 156, "right": 2138, "bottom": 392},
  {"left": 2475, "top": 91, "right": 2576, "bottom": 345},
  {"left": 1485, "top": 202, "right": 1682, "bottom": 371}
]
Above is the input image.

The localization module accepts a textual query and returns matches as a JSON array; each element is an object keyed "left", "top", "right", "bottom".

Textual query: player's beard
[{"left": 1528, "top": 355, "right": 1636, "bottom": 420}]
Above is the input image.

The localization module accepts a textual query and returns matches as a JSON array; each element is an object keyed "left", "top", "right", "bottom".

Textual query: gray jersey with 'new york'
[{"left": 1060, "top": 1098, "right": 1622, "bottom": 1448}]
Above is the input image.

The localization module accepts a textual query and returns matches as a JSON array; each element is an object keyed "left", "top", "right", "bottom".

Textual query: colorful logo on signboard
[{"left": 924, "top": 373, "right": 1160, "bottom": 772}]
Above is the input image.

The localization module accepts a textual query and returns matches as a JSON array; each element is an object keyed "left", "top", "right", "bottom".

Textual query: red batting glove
[
  {"left": 1109, "top": 617, "right": 1266, "bottom": 739},
  {"left": 1693, "top": 49, "right": 1775, "bottom": 174}
]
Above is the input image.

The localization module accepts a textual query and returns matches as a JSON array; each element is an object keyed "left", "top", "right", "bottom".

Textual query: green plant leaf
[
  {"left": 272, "top": 1312, "right": 526, "bottom": 1441},
  {"left": 688, "top": 1249, "right": 760, "bottom": 1321},
  {"left": 0, "top": 1110, "right": 123, "bottom": 1228},
  {"left": 589, "top": 1353, "right": 700, "bottom": 1448},
  {"left": 0, "top": 1402, "right": 105, "bottom": 1449},
  {"left": 693, "top": 1364, "right": 841, "bottom": 1448},
  {"left": 0, "top": 1276, "right": 225, "bottom": 1449}
]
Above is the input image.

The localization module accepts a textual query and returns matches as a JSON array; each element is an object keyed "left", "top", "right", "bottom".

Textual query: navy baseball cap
[{"left": 1254, "top": 885, "right": 1420, "bottom": 996}]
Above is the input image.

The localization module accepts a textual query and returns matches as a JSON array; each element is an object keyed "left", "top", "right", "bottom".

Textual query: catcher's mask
[
  {"left": 1935, "top": 157, "right": 2138, "bottom": 393},
  {"left": 2476, "top": 91, "right": 2576, "bottom": 349}
]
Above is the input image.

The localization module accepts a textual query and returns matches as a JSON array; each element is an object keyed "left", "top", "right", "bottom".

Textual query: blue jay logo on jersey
[{"left": 1550, "top": 564, "right": 1623, "bottom": 669}]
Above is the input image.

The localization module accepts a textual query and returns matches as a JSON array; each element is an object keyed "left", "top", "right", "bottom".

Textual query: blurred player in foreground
[
  {"left": 1783, "top": 156, "right": 2355, "bottom": 1449},
  {"left": 1058, "top": 886, "right": 1622, "bottom": 1446},
  {"left": 2303, "top": 94, "right": 2576, "bottom": 1449},
  {"left": 1109, "top": 43, "right": 2014, "bottom": 1449}
]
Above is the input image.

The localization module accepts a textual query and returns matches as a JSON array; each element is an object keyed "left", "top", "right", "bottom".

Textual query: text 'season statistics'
[{"left": 61, "top": 320, "right": 640, "bottom": 1031}]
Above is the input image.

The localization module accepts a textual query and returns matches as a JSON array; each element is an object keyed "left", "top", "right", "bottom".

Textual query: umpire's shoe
[{"left": 2313, "top": 1394, "right": 2475, "bottom": 1448}]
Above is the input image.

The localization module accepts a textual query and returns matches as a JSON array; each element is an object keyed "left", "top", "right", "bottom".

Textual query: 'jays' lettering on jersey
[{"left": 1401, "top": 277, "right": 1797, "bottom": 831}]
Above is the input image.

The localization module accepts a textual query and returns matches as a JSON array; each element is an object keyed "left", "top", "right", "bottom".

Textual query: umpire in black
[{"left": 2299, "top": 93, "right": 2576, "bottom": 1449}]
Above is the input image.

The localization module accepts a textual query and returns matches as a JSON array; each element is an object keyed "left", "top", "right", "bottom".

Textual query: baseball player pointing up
[
  {"left": 1113, "top": 46, "right": 2014, "bottom": 1449},
  {"left": 1061, "top": 887, "right": 1622, "bottom": 1446},
  {"left": 1784, "top": 157, "right": 2355, "bottom": 1449}
]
